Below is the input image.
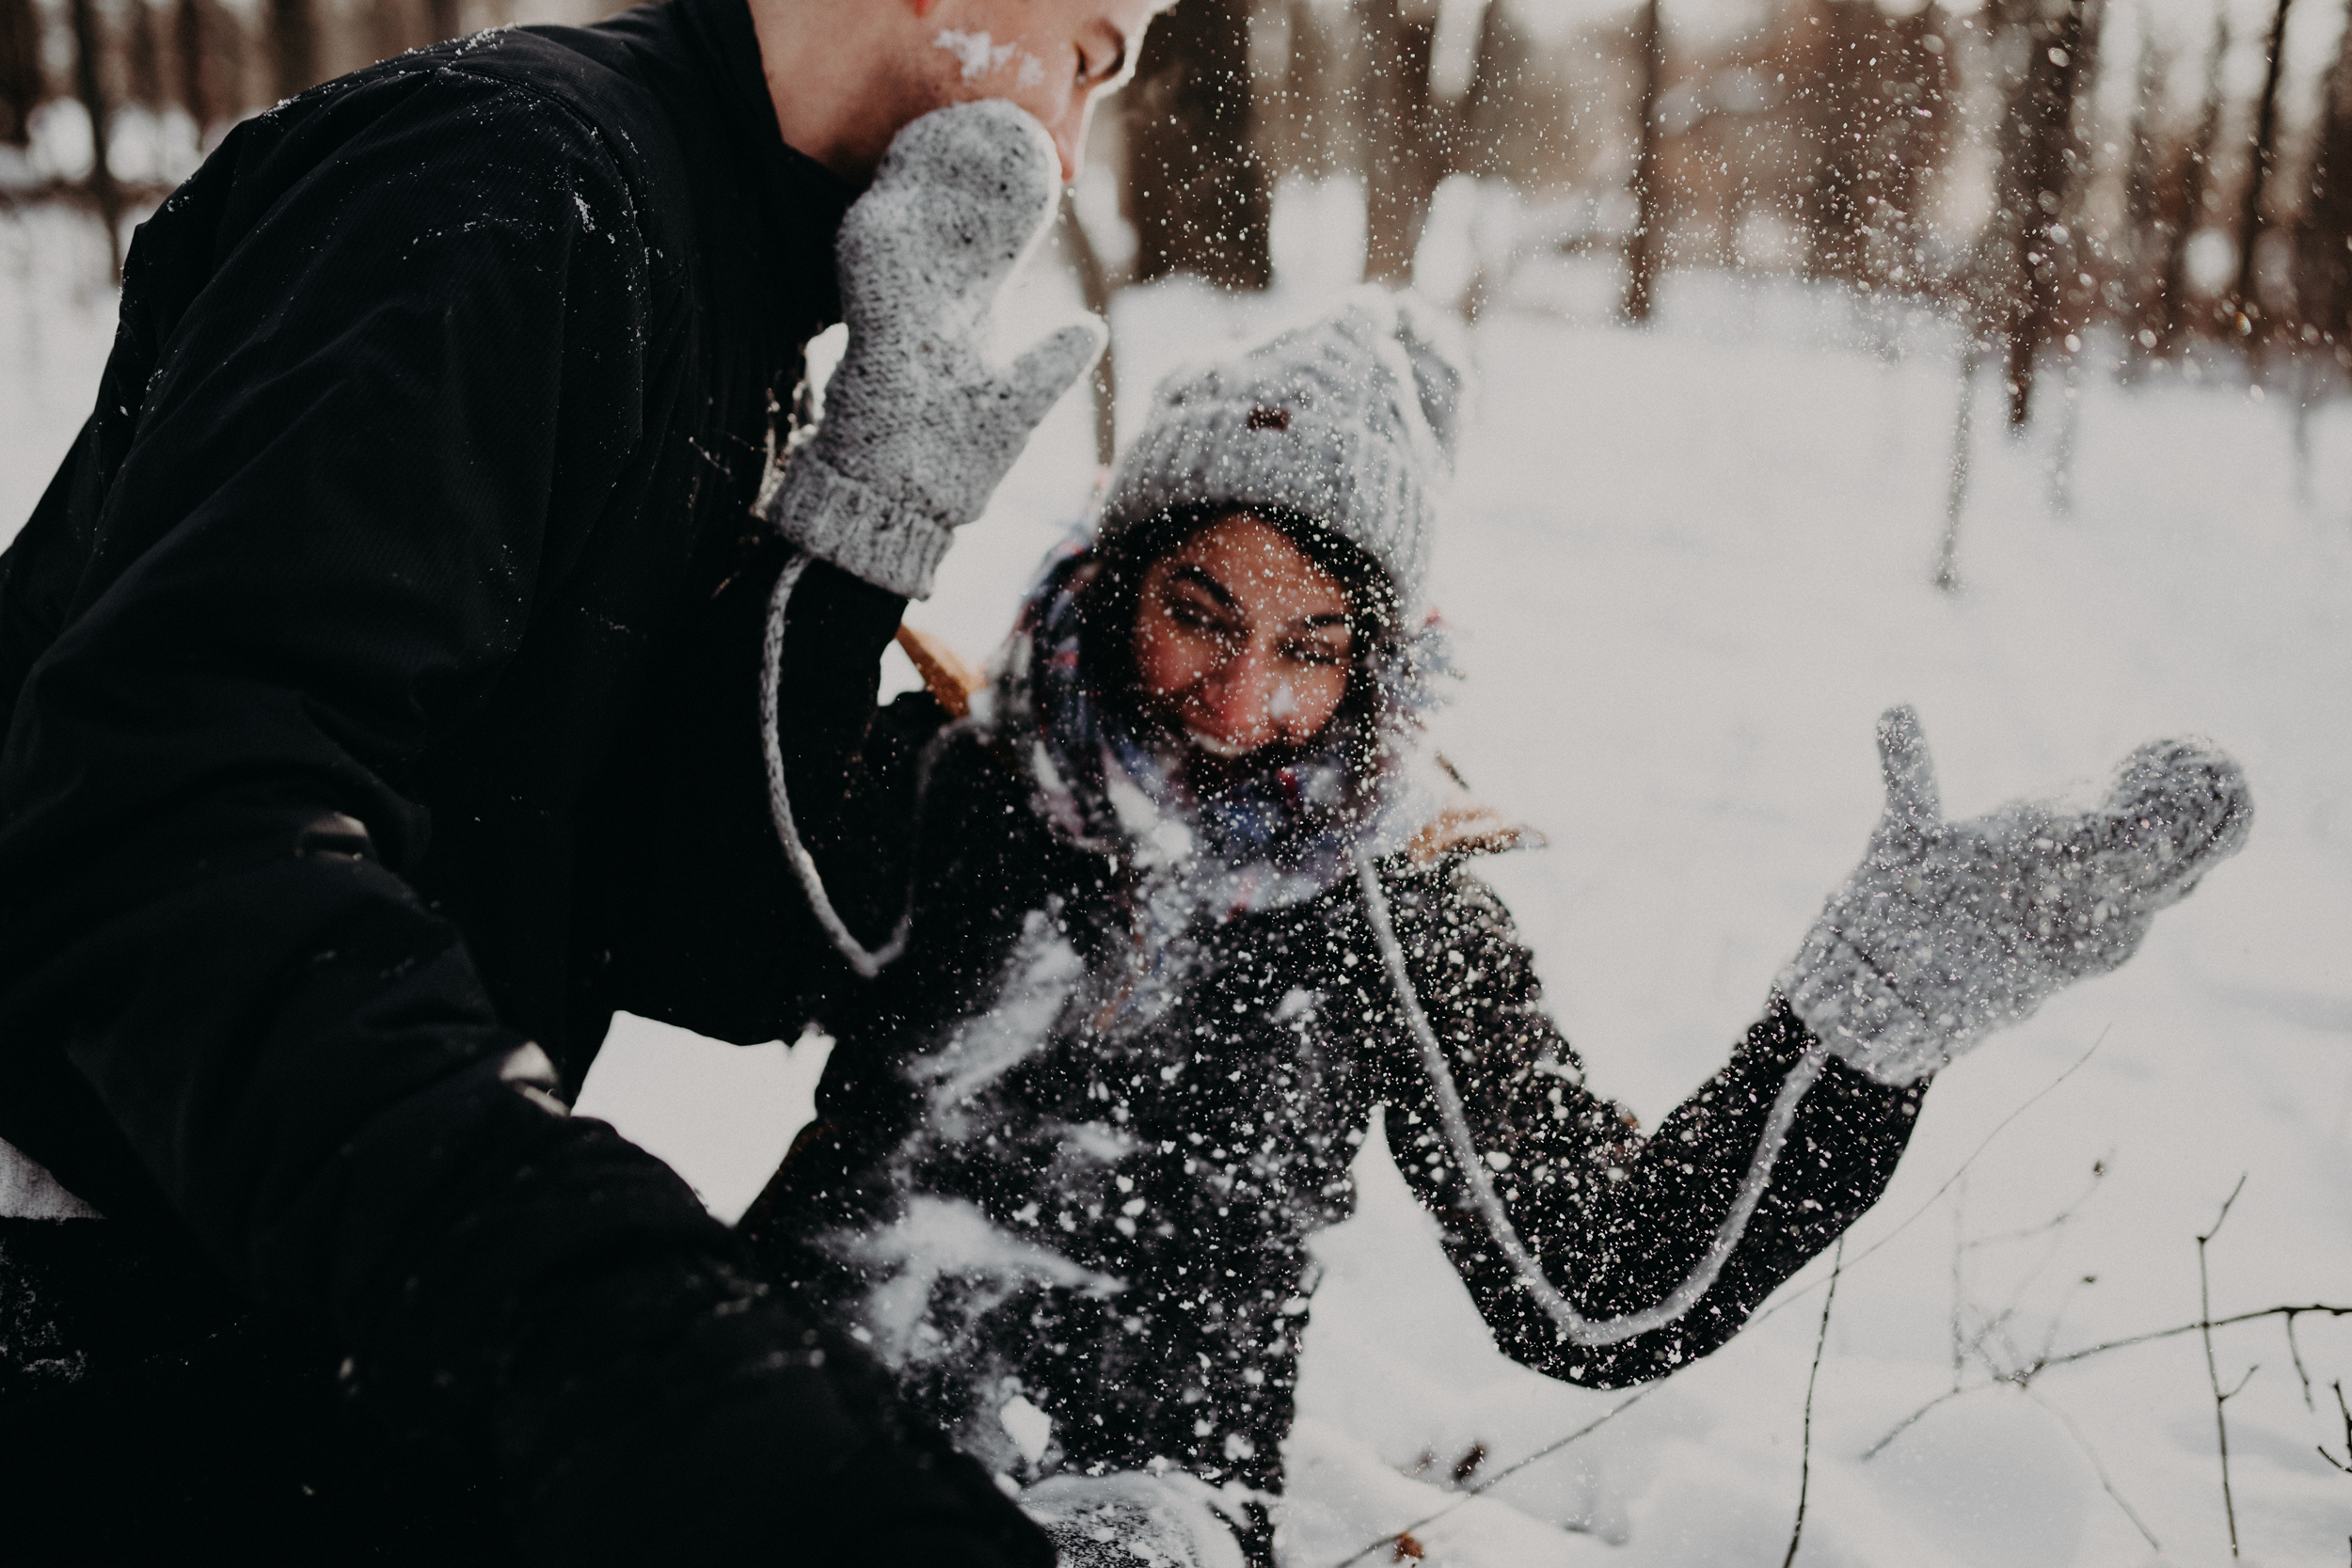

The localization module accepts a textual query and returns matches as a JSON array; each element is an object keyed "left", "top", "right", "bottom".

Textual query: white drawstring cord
[
  {"left": 767, "top": 549, "right": 1820, "bottom": 1341},
  {"left": 1353, "top": 852, "right": 1827, "bottom": 1351},
  {"left": 761, "top": 551, "right": 915, "bottom": 979}
]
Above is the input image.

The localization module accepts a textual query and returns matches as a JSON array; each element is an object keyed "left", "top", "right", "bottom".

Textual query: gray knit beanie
[{"left": 1096, "top": 290, "right": 1469, "bottom": 613}]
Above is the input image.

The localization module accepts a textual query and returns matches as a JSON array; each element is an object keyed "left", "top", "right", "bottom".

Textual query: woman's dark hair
[{"left": 1074, "top": 503, "right": 1404, "bottom": 759}]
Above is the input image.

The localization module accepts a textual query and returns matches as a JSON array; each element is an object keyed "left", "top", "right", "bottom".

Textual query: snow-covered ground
[{"left": 8, "top": 184, "right": 2352, "bottom": 1565}]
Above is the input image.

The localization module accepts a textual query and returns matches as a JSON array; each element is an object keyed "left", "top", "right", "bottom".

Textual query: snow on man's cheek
[{"left": 933, "top": 28, "right": 1048, "bottom": 88}]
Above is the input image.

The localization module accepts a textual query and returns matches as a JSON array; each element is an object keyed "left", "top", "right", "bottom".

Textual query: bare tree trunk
[
  {"left": 2118, "top": 23, "right": 2167, "bottom": 334},
  {"left": 1462, "top": 0, "right": 1523, "bottom": 178},
  {"left": 1984, "top": 0, "right": 2089, "bottom": 427},
  {"left": 1622, "top": 0, "right": 1664, "bottom": 321},
  {"left": 2155, "top": 11, "right": 2231, "bottom": 350},
  {"left": 1273, "top": 0, "right": 1339, "bottom": 176},
  {"left": 1126, "top": 0, "right": 1272, "bottom": 290},
  {"left": 269, "top": 0, "right": 316, "bottom": 103},
  {"left": 0, "top": 0, "right": 42, "bottom": 147},
  {"left": 68, "top": 0, "right": 122, "bottom": 279},
  {"left": 126, "top": 0, "right": 167, "bottom": 108},
  {"left": 176, "top": 0, "right": 212, "bottom": 132},
  {"left": 1357, "top": 0, "right": 1443, "bottom": 285},
  {"left": 1936, "top": 347, "right": 1979, "bottom": 591},
  {"left": 1798, "top": 0, "right": 1867, "bottom": 282},
  {"left": 2052, "top": 0, "right": 2106, "bottom": 346},
  {"left": 426, "top": 0, "right": 463, "bottom": 42},
  {"left": 2293, "top": 0, "right": 2352, "bottom": 347},
  {"left": 2231, "top": 0, "right": 2296, "bottom": 328}
]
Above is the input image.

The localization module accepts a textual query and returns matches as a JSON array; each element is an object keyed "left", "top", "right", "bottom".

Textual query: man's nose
[{"left": 1045, "top": 95, "right": 1094, "bottom": 183}]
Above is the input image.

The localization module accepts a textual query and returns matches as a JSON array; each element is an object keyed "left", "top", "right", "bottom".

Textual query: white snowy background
[{"left": 8, "top": 164, "right": 2352, "bottom": 1564}]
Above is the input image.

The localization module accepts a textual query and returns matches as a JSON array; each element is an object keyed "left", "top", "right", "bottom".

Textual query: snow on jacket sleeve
[
  {"left": 0, "top": 69, "right": 1046, "bottom": 1568},
  {"left": 1367, "top": 859, "right": 1925, "bottom": 1389}
]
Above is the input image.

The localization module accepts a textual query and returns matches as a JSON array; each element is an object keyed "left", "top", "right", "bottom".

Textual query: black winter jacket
[
  {"left": 0, "top": 3, "right": 1045, "bottom": 1562},
  {"left": 742, "top": 705, "right": 1928, "bottom": 1547}
]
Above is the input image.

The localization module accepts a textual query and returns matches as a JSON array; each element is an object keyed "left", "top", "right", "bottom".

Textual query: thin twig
[
  {"left": 2023, "top": 1387, "right": 2163, "bottom": 1552},
  {"left": 2202, "top": 1173, "right": 2249, "bottom": 1245},
  {"left": 1934, "top": 345, "right": 1977, "bottom": 591},
  {"left": 1754, "top": 1031, "right": 2111, "bottom": 1338},
  {"left": 2320, "top": 1382, "right": 2352, "bottom": 1472},
  {"left": 2200, "top": 1172, "right": 2250, "bottom": 1559},
  {"left": 2286, "top": 1313, "right": 2315, "bottom": 1411},
  {"left": 1340, "top": 1030, "right": 2106, "bottom": 1568},
  {"left": 1863, "top": 1302, "right": 2352, "bottom": 1459},
  {"left": 1950, "top": 1177, "right": 1967, "bottom": 1392},
  {"left": 1321, "top": 1390, "right": 1654, "bottom": 1568},
  {"left": 1960, "top": 1160, "right": 2107, "bottom": 1251},
  {"left": 1860, "top": 1385, "right": 1972, "bottom": 1461},
  {"left": 2035, "top": 1303, "right": 2352, "bottom": 1372},
  {"left": 1781, "top": 1238, "right": 1845, "bottom": 1568}
]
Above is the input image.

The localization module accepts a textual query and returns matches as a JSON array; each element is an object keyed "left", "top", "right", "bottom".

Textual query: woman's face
[{"left": 1130, "top": 513, "right": 1353, "bottom": 759}]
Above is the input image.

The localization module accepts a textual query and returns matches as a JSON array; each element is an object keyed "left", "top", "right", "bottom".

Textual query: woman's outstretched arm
[{"left": 1365, "top": 859, "right": 1926, "bottom": 1388}]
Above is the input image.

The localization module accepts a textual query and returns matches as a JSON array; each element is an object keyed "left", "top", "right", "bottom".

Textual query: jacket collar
[{"left": 669, "top": 0, "right": 854, "bottom": 325}]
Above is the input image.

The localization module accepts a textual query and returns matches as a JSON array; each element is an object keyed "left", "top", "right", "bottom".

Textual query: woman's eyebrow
[{"left": 1168, "top": 563, "right": 1238, "bottom": 612}]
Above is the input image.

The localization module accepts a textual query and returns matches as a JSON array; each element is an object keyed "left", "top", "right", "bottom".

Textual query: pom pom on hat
[{"left": 1097, "top": 289, "right": 1470, "bottom": 613}]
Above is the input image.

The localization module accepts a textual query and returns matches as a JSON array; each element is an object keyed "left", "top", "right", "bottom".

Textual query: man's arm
[{"left": 0, "top": 66, "right": 1044, "bottom": 1565}]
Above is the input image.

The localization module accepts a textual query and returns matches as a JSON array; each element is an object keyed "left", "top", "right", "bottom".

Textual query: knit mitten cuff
[
  {"left": 1780, "top": 933, "right": 1943, "bottom": 1086},
  {"left": 760, "top": 453, "right": 954, "bottom": 602}
]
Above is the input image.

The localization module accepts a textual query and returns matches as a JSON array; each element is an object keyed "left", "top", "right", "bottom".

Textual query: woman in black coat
[{"left": 742, "top": 295, "right": 2249, "bottom": 1568}]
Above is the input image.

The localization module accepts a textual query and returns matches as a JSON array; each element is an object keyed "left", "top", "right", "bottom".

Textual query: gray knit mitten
[
  {"left": 1021, "top": 1472, "right": 1248, "bottom": 1568},
  {"left": 759, "top": 100, "right": 1106, "bottom": 600},
  {"left": 1780, "top": 705, "right": 2251, "bottom": 1086}
]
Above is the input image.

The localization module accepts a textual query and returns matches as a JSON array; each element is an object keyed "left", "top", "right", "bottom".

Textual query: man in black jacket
[{"left": 0, "top": 0, "right": 1152, "bottom": 1560}]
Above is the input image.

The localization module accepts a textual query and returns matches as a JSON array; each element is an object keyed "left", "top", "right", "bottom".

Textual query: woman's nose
[{"left": 1194, "top": 646, "right": 1279, "bottom": 748}]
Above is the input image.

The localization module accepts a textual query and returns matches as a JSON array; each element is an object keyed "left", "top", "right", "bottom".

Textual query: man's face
[{"left": 908, "top": 0, "right": 1162, "bottom": 181}]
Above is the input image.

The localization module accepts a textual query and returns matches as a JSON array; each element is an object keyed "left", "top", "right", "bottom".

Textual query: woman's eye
[
  {"left": 1165, "top": 596, "right": 1222, "bottom": 632},
  {"left": 1284, "top": 641, "right": 1351, "bottom": 668}
]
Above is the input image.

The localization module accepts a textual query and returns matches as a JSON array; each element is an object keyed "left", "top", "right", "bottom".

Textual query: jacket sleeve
[
  {"left": 0, "top": 71, "right": 1044, "bottom": 1568},
  {"left": 589, "top": 537, "right": 927, "bottom": 1044},
  {"left": 1369, "top": 859, "right": 1925, "bottom": 1389}
]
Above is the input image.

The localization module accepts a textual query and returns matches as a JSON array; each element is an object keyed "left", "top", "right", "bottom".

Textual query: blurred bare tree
[
  {"left": 1785, "top": 0, "right": 1951, "bottom": 288},
  {"left": 2152, "top": 11, "right": 2230, "bottom": 352},
  {"left": 1125, "top": 0, "right": 1273, "bottom": 290},
  {"left": 2, "top": 0, "right": 2345, "bottom": 402},
  {"left": 1355, "top": 0, "right": 1443, "bottom": 284},
  {"left": 1, "top": 0, "right": 40, "bottom": 146},
  {"left": 2231, "top": 0, "right": 2296, "bottom": 327},
  {"left": 1976, "top": 0, "right": 2093, "bottom": 425},
  {"left": 269, "top": 0, "right": 320, "bottom": 102},
  {"left": 2115, "top": 21, "right": 2169, "bottom": 339},
  {"left": 68, "top": 0, "right": 122, "bottom": 274},
  {"left": 1621, "top": 0, "right": 1662, "bottom": 320},
  {"left": 1460, "top": 0, "right": 1532, "bottom": 176},
  {"left": 2293, "top": 0, "right": 2352, "bottom": 357},
  {"left": 126, "top": 0, "right": 167, "bottom": 109}
]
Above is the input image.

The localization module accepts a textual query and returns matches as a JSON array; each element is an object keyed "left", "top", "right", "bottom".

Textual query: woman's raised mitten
[
  {"left": 759, "top": 100, "right": 1106, "bottom": 600},
  {"left": 1020, "top": 1471, "right": 1248, "bottom": 1568},
  {"left": 1779, "top": 705, "right": 2251, "bottom": 1085}
]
